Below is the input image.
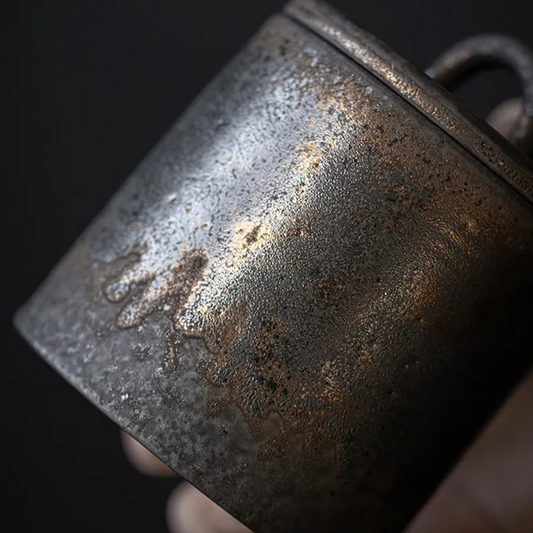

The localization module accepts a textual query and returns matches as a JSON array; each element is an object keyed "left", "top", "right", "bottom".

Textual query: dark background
[{"left": 4, "top": 0, "right": 533, "bottom": 532}]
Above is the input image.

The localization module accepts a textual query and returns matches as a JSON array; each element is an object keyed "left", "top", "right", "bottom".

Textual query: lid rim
[{"left": 285, "top": 0, "right": 533, "bottom": 208}]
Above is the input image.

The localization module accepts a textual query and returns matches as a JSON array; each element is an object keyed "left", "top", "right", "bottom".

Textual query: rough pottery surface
[{"left": 15, "top": 1, "right": 533, "bottom": 532}]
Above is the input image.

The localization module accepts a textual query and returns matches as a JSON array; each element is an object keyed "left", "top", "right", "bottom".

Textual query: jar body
[{"left": 15, "top": 9, "right": 533, "bottom": 533}]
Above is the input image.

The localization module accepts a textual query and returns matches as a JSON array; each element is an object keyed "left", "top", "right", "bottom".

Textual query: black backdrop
[{"left": 4, "top": 1, "right": 533, "bottom": 532}]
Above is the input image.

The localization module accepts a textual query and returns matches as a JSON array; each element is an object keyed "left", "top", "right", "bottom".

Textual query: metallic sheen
[
  {"left": 285, "top": 0, "right": 533, "bottom": 201},
  {"left": 15, "top": 2, "right": 533, "bottom": 532}
]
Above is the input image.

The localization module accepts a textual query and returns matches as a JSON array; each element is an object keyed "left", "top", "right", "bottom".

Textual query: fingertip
[
  {"left": 166, "top": 482, "right": 253, "bottom": 533},
  {"left": 405, "top": 370, "right": 533, "bottom": 533},
  {"left": 486, "top": 97, "right": 523, "bottom": 139},
  {"left": 120, "top": 431, "right": 176, "bottom": 477}
]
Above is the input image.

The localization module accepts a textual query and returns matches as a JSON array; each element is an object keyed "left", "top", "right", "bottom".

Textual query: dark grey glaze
[{"left": 15, "top": 3, "right": 533, "bottom": 532}]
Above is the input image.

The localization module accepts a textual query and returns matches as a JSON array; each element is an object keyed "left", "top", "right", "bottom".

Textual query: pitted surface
[{"left": 15, "top": 5, "right": 533, "bottom": 533}]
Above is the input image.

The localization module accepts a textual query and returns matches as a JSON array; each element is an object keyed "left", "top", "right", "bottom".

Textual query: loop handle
[{"left": 427, "top": 34, "right": 533, "bottom": 156}]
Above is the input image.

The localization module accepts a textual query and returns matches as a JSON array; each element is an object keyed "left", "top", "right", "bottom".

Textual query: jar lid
[{"left": 285, "top": 0, "right": 533, "bottom": 207}]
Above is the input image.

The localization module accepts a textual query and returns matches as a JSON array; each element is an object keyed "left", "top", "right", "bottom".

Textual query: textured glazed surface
[
  {"left": 16, "top": 10, "right": 533, "bottom": 533},
  {"left": 286, "top": 0, "right": 533, "bottom": 202}
]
